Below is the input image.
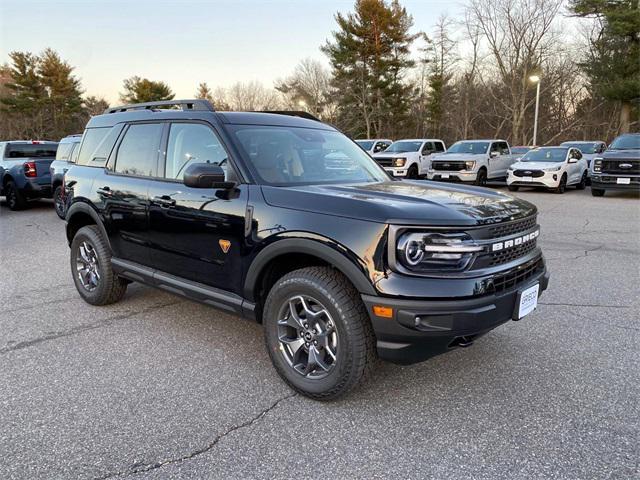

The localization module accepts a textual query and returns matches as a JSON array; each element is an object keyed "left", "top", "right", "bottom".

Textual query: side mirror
[
  {"left": 490, "top": 151, "right": 499, "bottom": 158},
  {"left": 183, "top": 163, "right": 235, "bottom": 189},
  {"left": 568, "top": 157, "right": 578, "bottom": 164}
]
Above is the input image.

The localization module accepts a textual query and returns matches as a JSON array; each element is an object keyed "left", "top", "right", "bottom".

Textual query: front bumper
[
  {"left": 507, "top": 170, "right": 560, "bottom": 189},
  {"left": 428, "top": 171, "right": 477, "bottom": 182},
  {"left": 384, "top": 167, "right": 407, "bottom": 177},
  {"left": 362, "top": 263, "right": 550, "bottom": 365},
  {"left": 590, "top": 175, "right": 640, "bottom": 191}
]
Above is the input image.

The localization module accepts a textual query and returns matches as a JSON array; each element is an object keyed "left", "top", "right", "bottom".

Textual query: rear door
[{"left": 146, "top": 121, "right": 248, "bottom": 294}]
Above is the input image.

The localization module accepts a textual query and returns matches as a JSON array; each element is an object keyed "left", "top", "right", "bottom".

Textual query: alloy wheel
[
  {"left": 76, "top": 241, "right": 100, "bottom": 291},
  {"left": 276, "top": 295, "right": 338, "bottom": 379}
]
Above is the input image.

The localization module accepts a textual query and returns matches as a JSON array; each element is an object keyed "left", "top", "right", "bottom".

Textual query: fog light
[
  {"left": 373, "top": 305, "right": 393, "bottom": 318},
  {"left": 553, "top": 174, "right": 557, "bottom": 181}
]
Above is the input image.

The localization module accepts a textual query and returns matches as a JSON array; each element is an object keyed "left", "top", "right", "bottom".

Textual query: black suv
[
  {"left": 590, "top": 133, "right": 640, "bottom": 196},
  {"left": 64, "top": 100, "right": 549, "bottom": 400}
]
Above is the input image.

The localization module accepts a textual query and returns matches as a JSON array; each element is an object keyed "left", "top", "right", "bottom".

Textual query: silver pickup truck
[{"left": 427, "top": 139, "right": 517, "bottom": 186}]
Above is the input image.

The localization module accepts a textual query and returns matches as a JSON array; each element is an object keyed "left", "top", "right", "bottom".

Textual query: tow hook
[{"left": 450, "top": 336, "right": 475, "bottom": 348}]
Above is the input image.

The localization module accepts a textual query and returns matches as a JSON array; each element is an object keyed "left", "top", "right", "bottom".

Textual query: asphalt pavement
[{"left": 1, "top": 186, "right": 638, "bottom": 479}]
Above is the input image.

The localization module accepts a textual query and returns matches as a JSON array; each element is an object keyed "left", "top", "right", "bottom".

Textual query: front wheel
[
  {"left": 554, "top": 174, "right": 567, "bottom": 194},
  {"left": 474, "top": 169, "right": 487, "bottom": 186},
  {"left": 576, "top": 171, "right": 587, "bottom": 190},
  {"left": 53, "top": 185, "right": 66, "bottom": 219},
  {"left": 591, "top": 188, "right": 605, "bottom": 197},
  {"left": 70, "top": 225, "right": 128, "bottom": 305},
  {"left": 406, "top": 164, "right": 419, "bottom": 179},
  {"left": 508, "top": 185, "right": 519, "bottom": 192},
  {"left": 263, "top": 267, "right": 376, "bottom": 400}
]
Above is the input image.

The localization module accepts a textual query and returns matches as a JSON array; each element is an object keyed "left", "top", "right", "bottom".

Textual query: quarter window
[
  {"left": 114, "top": 123, "right": 163, "bottom": 177},
  {"left": 77, "top": 126, "right": 123, "bottom": 167},
  {"left": 164, "top": 123, "right": 228, "bottom": 180}
]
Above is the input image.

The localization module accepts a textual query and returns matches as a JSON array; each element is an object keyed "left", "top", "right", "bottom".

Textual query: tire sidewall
[
  {"left": 264, "top": 275, "right": 358, "bottom": 397},
  {"left": 54, "top": 186, "right": 66, "bottom": 219},
  {"left": 70, "top": 226, "right": 111, "bottom": 305}
]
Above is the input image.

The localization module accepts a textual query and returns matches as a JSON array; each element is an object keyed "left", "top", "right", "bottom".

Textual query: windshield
[
  {"left": 5, "top": 143, "right": 58, "bottom": 158},
  {"left": 609, "top": 135, "right": 640, "bottom": 150},
  {"left": 384, "top": 141, "right": 422, "bottom": 153},
  {"left": 356, "top": 140, "right": 374, "bottom": 150},
  {"left": 561, "top": 142, "right": 598, "bottom": 154},
  {"left": 446, "top": 141, "right": 489, "bottom": 154},
  {"left": 521, "top": 148, "right": 568, "bottom": 162},
  {"left": 231, "top": 125, "right": 390, "bottom": 186}
]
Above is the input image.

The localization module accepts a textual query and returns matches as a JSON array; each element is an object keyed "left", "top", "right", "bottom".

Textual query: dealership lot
[{"left": 0, "top": 187, "right": 638, "bottom": 479}]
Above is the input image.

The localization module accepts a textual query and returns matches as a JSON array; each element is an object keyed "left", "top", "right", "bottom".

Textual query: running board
[{"left": 110, "top": 258, "right": 256, "bottom": 320}]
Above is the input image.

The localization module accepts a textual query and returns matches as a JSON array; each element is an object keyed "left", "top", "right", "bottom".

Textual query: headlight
[
  {"left": 543, "top": 165, "right": 562, "bottom": 172},
  {"left": 593, "top": 158, "right": 603, "bottom": 172},
  {"left": 393, "top": 158, "right": 406, "bottom": 167},
  {"left": 465, "top": 161, "right": 475, "bottom": 170},
  {"left": 396, "top": 231, "right": 482, "bottom": 272}
]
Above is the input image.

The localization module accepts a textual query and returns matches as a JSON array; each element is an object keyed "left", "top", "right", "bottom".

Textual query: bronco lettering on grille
[{"left": 491, "top": 229, "right": 539, "bottom": 252}]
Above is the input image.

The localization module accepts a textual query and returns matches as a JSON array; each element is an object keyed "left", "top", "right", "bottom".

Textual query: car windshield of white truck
[
  {"left": 609, "top": 135, "right": 640, "bottom": 150},
  {"left": 231, "top": 125, "right": 389, "bottom": 186},
  {"left": 446, "top": 141, "right": 489, "bottom": 154},
  {"left": 385, "top": 141, "right": 422, "bottom": 153},
  {"left": 356, "top": 140, "right": 374, "bottom": 150},
  {"left": 561, "top": 142, "right": 598, "bottom": 153},
  {"left": 521, "top": 148, "right": 568, "bottom": 162},
  {"left": 5, "top": 143, "right": 58, "bottom": 158}
]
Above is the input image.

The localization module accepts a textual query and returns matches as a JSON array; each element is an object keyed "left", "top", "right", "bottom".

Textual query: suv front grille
[
  {"left": 601, "top": 160, "right": 640, "bottom": 174},
  {"left": 432, "top": 161, "right": 466, "bottom": 171},
  {"left": 491, "top": 257, "right": 544, "bottom": 293},
  {"left": 487, "top": 216, "right": 537, "bottom": 238},
  {"left": 489, "top": 240, "right": 537, "bottom": 266},
  {"left": 513, "top": 169, "right": 544, "bottom": 178}
]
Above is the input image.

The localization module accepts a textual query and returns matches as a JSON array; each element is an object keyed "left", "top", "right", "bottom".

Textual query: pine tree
[
  {"left": 322, "top": 0, "right": 419, "bottom": 138},
  {"left": 571, "top": 0, "right": 640, "bottom": 132},
  {"left": 195, "top": 82, "right": 214, "bottom": 102},
  {"left": 120, "top": 76, "right": 174, "bottom": 104}
]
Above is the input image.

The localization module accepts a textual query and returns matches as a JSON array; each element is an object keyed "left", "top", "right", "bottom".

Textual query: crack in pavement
[
  {"left": 0, "top": 300, "right": 183, "bottom": 355},
  {"left": 25, "top": 221, "right": 51, "bottom": 237},
  {"left": 94, "top": 392, "right": 298, "bottom": 479},
  {"left": 1, "top": 296, "right": 80, "bottom": 314}
]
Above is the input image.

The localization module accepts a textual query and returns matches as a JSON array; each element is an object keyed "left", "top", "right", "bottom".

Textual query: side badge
[{"left": 219, "top": 239, "right": 231, "bottom": 254}]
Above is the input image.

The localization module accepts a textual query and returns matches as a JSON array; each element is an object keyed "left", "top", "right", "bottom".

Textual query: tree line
[{"left": 1, "top": 0, "right": 637, "bottom": 145}]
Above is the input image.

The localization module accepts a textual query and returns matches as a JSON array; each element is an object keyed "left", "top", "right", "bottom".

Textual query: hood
[
  {"left": 261, "top": 181, "right": 536, "bottom": 226},
  {"left": 512, "top": 161, "right": 562, "bottom": 170},
  {"left": 431, "top": 153, "right": 484, "bottom": 161},
  {"left": 373, "top": 151, "right": 418, "bottom": 159},
  {"left": 602, "top": 149, "right": 640, "bottom": 160}
]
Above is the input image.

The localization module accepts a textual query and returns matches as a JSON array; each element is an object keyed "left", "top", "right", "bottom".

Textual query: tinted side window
[
  {"left": 77, "top": 126, "right": 123, "bottom": 167},
  {"left": 422, "top": 142, "right": 433, "bottom": 154},
  {"left": 114, "top": 123, "right": 163, "bottom": 177},
  {"left": 435, "top": 142, "right": 445, "bottom": 152},
  {"left": 500, "top": 142, "right": 510, "bottom": 154},
  {"left": 164, "top": 123, "right": 228, "bottom": 180}
]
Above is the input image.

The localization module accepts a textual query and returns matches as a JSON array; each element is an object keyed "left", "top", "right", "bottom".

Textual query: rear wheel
[
  {"left": 474, "top": 168, "right": 487, "bottom": 186},
  {"left": 576, "top": 171, "right": 587, "bottom": 190},
  {"left": 70, "top": 225, "right": 127, "bottom": 305},
  {"left": 53, "top": 185, "right": 66, "bottom": 219},
  {"left": 263, "top": 267, "right": 376, "bottom": 400},
  {"left": 591, "top": 188, "right": 605, "bottom": 197},
  {"left": 5, "top": 181, "right": 27, "bottom": 210}
]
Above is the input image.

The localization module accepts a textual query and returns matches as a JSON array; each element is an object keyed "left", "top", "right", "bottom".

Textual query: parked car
[
  {"left": 507, "top": 146, "right": 588, "bottom": 193},
  {"left": 559, "top": 140, "right": 607, "bottom": 168},
  {"left": 372, "top": 138, "right": 446, "bottom": 178},
  {"left": 0, "top": 140, "right": 58, "bottom": 210},
  {"left": 428, "top": 139, "right": 516, "bottom": 186},
  {"left": 355, "top": 139, "right": 393, "bottom": 155},
  {"left": 51, "top": 134, "right": 82, "bottom": 218},
  {"left": 590, "top": 133, "right": 640, "bottom": 197},
  {"left": 64, "top": 99, "right": 548, "bottom": 400},
  {"left": 511, "top": 146, "right": 536, "bottom": 156}
]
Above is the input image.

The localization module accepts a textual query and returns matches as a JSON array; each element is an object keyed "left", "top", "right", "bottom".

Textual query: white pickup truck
[
  {"left": 427, "top": 139, "right": 516, "bottom": 186},
  {"left": 372, "top": 139, "right": 446, "bottom": 178}
]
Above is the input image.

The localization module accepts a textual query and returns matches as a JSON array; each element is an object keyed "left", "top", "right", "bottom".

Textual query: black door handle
[
  {"left": 152, "top": 195, "right": 176, "bottom": 207},
  {"left": 97, "top": 186, "right": 112, "bottom": 196}
]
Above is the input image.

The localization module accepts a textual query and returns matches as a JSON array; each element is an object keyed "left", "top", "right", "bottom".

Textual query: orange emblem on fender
[{"left": 219, "top": 239, "right": 231, "bottom": 254}]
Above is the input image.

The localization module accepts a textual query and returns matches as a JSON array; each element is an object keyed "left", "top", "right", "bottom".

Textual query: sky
[{"left": 0, "top": 0, "right": 463, "bottom": 103}]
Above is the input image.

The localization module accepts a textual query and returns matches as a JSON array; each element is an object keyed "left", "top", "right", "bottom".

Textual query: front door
[{"left": 146, "top": 121, "right": 248, "bottom": 295}]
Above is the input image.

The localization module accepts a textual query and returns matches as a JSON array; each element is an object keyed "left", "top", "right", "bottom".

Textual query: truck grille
[
  {"left": 601, "top": 160, "right": 640, "bottom": 174},
  {"left": 491, "top": 257, "right": 544, "bottom": 293},
  {"left": 432, "top": 161, "right": 466, "bottom": 171},
  {"left": 375, "top": 158, "right": 392, "bottom": 167},
  {"left": 513, "top": 169, "right": 544, "bottom": 178}
]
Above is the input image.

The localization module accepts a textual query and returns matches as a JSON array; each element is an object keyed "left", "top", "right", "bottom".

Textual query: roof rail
[
  {"left": 260, "top": 110, "right": 321, "bottom": 122},
  {"left": 104, "top": 99, "right": 215, "bottom": 114}
]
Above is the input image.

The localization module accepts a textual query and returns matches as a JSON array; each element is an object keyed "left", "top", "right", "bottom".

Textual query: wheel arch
[{"left": 65, "top": 202, "right": 111, "bottom": 249}]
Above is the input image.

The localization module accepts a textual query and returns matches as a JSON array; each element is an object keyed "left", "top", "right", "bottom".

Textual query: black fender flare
[
  {"left": 243, "top": 237, "right": 377, "bottom": 301},
  {"left": 65, "top": 201, "right": 111, "bottom": 249}
]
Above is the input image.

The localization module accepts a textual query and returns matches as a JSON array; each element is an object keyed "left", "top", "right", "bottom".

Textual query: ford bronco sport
[{"left": 63, "top": 99, "right": 549, "bottom": 400}]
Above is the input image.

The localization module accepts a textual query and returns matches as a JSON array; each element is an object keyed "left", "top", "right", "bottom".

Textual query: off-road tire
[
  {"left": 263, "top": 266, "right": 376, "bottom": 401},
  {"left": 5, "top": 180, "right": 27, "bottom": 210},
  {"left": 70, "top": 225, "right": 127, "bottom": 305}
]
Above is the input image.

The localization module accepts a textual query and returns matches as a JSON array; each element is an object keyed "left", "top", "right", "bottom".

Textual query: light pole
[{"left": 529, "top": 75, "right": 541, "bottom": 146}]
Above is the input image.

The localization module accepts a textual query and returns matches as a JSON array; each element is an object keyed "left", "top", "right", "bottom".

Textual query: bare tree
[{"left": 276, "top": 58, "right": 335, "bottom": 119}]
